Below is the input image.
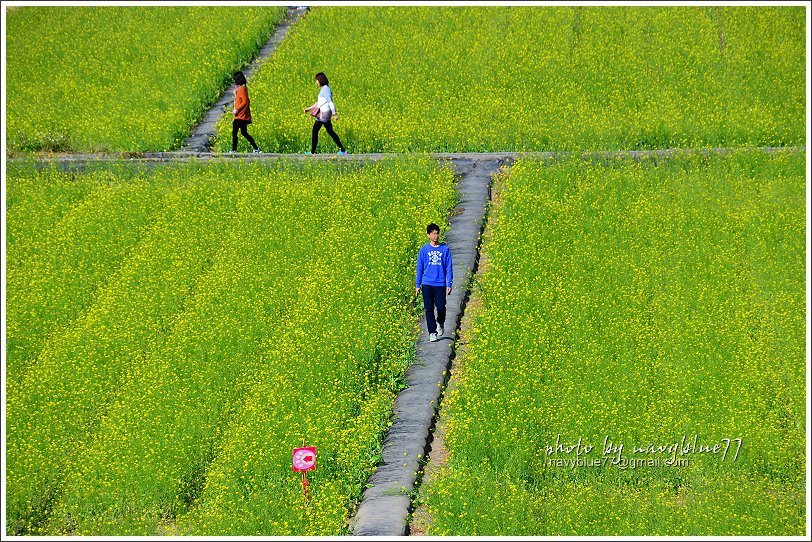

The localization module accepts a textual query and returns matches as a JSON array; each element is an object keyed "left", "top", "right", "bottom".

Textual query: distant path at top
[
  {"left": 7, "top": 146, "right": 805, "bottom": 169},
  {"left": 182, "top": 6, "right": 308, "bottom": 152}
]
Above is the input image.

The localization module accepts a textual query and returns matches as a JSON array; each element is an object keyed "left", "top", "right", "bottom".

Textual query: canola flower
[
  {"left": 6, "top": 166, "right": 244, "bottom": 535},
  {"left": 6, "top": 163, "right": 175, "bottom": 383},
  {"left": 215, "top": 6, "right": 804, "bottom": 153},
  {"left": 6, "top": 165, "right": 100, "bottom": 253},
  {"left": 421, "top": 151, "right": 805, "bottom": 535},
  {"left": 5, "top": 7, "right": 286, "bottom": 152},
  {"left": 5, "top": 157, "right": 456, "bottom": 535}
]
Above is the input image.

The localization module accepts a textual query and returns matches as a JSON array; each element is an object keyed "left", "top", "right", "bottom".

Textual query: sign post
[{"left": 292, "top": 439, "right": 317, "bottom": 505}]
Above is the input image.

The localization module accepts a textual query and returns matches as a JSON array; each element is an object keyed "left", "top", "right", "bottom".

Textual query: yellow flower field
[
  {"left": 421, "top": 151, "right": 806, "bottom": 535},
  {"left": 5, "top": 158, "right": 456, "bottom": 535},
  {"left": 5, "top": 7, "right": 286, "bottom": 152},
  {"left": 215, "top": 6, "right": 805, "bottom": 153}
]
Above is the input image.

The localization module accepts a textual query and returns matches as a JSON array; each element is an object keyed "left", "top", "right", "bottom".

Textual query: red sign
[{"left": 292, "top": 446, "right": 317, "bottom": 472}]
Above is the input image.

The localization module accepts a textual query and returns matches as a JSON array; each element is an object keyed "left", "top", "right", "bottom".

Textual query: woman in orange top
[{"left": 231, "top": 71, "right": 260, "bottom": 153}]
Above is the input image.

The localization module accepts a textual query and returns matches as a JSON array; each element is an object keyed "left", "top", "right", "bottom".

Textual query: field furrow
[
  {"left": 6, "top": 166, "right": 100, "bottom": 252},
  {"left": 6, "top": 165, "right": 174, "bottom": 380},
  {"left": 43, "top": 171, "right": 299, "bottom": 534},
  {"left": 5, "top": 168, "right": 243, "bottom": 535}
]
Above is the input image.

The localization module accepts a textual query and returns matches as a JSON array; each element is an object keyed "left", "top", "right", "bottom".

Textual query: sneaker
[
  {"left": 437, "top": 323, "right": 444, "bottom": 336},
  {"left": 253, "top": 148, "right": 261, "bottom": 154},
  {"left": 429, "top": 333, "right": 438, "bottom": 342},
  {"left": 227, "top": 150, "right": 235, "bottom": 154},
  {"left": 304, "top": 151, "right": 313, "bottom": 155},
  {"left": 337, "top": 150, "right": 347, "bottom": 155}
]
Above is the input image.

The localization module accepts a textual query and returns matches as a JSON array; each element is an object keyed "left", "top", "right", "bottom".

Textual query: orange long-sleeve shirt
[{"left": 234, "top": 85, "right": 252, "bottom": 122}]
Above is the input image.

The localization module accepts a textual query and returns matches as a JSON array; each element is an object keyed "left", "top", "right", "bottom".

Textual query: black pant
[
  {"left": 232, "top": 119, "right": 257, "bottom": 151},
  {"left": 421, "top": 285, "right": 447, "bottom": 334},
  {"left": 311, "top": 120, "right": 345, "bottom": 153}
]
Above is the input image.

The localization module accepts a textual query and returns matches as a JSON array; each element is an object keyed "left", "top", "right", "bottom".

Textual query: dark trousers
[
  {"left": 311, "top": 120, "right": 345, "bottom": 153},
  {"left": 421, "top": 285, "right": 447, "bottom": 334},
  {"left": 232, "top": 119, "right": 257, "bottom": 151}
]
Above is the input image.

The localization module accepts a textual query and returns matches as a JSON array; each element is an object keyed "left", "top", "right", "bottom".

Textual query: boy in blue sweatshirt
[{"left": 415, "top": 223, "right": 453, "bottom": 342}]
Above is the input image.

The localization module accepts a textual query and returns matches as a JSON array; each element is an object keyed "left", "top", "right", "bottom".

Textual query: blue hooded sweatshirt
[{"left": 416, "top": 242, "right": 453, "bottom": 288}]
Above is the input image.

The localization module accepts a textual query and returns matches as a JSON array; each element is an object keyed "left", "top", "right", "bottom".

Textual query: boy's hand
[
  {"left": 415, "top": 287, "right": 421, "bottom": 296},
  {"left": 446, "top": 287, "right": 452, "bottom": 295}
]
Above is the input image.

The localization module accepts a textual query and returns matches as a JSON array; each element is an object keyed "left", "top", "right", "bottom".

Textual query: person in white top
[{"left": 304, "top": 72, "right": 347, "bottom": 155}]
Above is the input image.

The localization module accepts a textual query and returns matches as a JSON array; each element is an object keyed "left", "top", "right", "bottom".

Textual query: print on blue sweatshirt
[{"left": 416, "top": 242, "right": 453, "bottom": 288}]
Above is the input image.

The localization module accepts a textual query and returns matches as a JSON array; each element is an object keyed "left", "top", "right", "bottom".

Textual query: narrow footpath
[
  {"left": 349, "top": 157, "right": 511, "bottom": 536},
  {"left": 182, "top": 6, "right": 307, "bottom": 152},
  {"left": 9, "top": 146, "right": 802, "bottom": 169}
]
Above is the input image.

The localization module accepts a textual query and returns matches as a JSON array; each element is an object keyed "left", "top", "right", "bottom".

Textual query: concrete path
[
  {"left": 8, "top": 146, "right": 803, "bottom": 167},
  {"left": 349, "top": 157, "right": 511, "bottom": 536},
  {"left": 182, "top": 6, "right": 307, "bottom": 152}
]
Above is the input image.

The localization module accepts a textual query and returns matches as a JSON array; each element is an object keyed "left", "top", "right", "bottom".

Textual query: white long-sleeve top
[{"left": 316, "top": 85, "right": 336, "bottom": 121}]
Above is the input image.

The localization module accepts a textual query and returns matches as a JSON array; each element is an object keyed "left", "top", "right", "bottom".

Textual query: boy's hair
[
  {"left": 233, "top": 71, "right": 247, "bottom": 86},
  {"left": 426, "top": 223, "right": 440, "bottom": 234},
  {"left": 315, "top": 72, "right": 329, "bottom": 86}
]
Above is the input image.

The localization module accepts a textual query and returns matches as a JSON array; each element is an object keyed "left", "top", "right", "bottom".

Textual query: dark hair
[
  {"left": 426, "top": 223, "right": 440, "bottom": 234},
  {"left": 233, "top": 71, "right": 247, "bottom": 86},
  {"left": 315, "top": 72, "right": 329, "bottom": 87}
]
